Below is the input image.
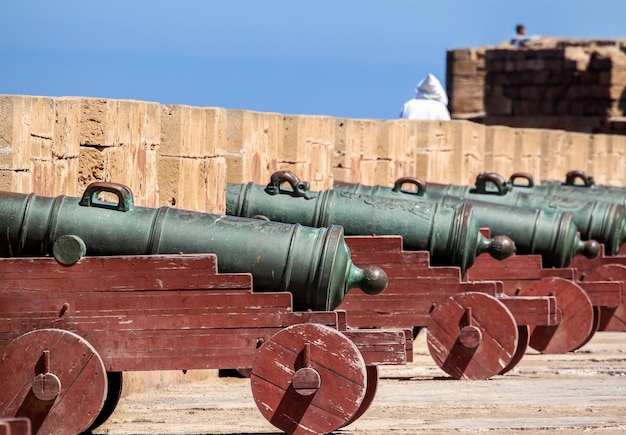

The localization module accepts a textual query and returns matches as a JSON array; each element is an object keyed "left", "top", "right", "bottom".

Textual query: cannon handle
[
  {"left": 265, "top": 171, "right": 314, "bottom": 199},
  {"left": 564, "top": 170, "right": 595, "bottom": 187},
  {"left": 474, "top": 172, "right": 511, "bottom": 195},
  {"left": 509, "top": 172, "right": 534, "bottom": 188},
  {"left": 391, "top": 177, "right": 426, "bottom": 196},
  {"left": 79, "top": 182, "right": 134, "bottom": 212}
]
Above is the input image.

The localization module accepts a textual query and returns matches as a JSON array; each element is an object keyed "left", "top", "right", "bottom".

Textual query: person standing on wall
[
  {"left": 510, "top": 24, "right": 542, "bottom": 47},
  {"left": 399, "top": 73, "right": 451, "bottom": 120}
]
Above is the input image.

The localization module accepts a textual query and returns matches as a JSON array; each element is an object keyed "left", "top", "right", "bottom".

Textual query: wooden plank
[
  {"left": 0, "top": 418, "right": 32, "bottom": 435},
  {"left": 577, "top": 281, "right": 623, "bottom": 307},
  {"left": 342, "top": 329, "right": 408, "bottom": 365},
  {"left": 469, "top": 254, "right": 575, "bottom": 284},
  {"left": 499, "top": 295, "right": 560, "bottom": 326}
]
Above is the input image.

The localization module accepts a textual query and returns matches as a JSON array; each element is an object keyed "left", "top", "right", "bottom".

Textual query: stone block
[
  {"left": 0, "top": 96, "right": 79, "bottom": 170},
  {"left": 381, "top": 120, "right": 417, "bottom": 169},
  {"left": 160, "top": 105, "right": 226, "bottom": 158},
  {"left": 28, "top": 97, "right": 55, "bottom": 161},
  {"left": 157, "top": 156, "right": 218, "bottom": 213},
  {"left": 451, "top": 121, "right": 486, "bottom": 182},
  {"left": 31, "top": 158, "right": 79, "bottom": 197},
  {"left": 224, "top": 153, "right": 248, "bottom": 184},
  {"left": 333, "top": 118, "right": 351, "bottom": 170},
  {"left": 80, "top": 98, "right": 159, "bottom": 150},
  {"left": 412, "top": 121, "right": 456, "bottom": 183},
  {"left": 0, "top": 169, "right": 31, "bottom": 193},
  {"left": 588, "top": 134, "right": 612, "bottom": 181},
  {"left": 605, "top": 135, "right": 626, "bottom": 185},
  {"left": 485, "top": 125, "right": 516, "bottom": 174},
  {"left": 452, "top": 60, "right": 478, "bottom": 76},
  {"left": 78, "top": 146, "right": 106, "bottom": 189},
  {"left": 447, "top": 48, "right": 477, "bottom": 61},
  {"left": 282, "top": 115, "right": 334, "bottom": 165},
  {"left": 0, "top": 95, "right": 31, "bottom": 170},
  {"left": 205, "top": 156, "right": 227, "bottom": 214},
  {"left": 230, "top": 110, "right": 283, "bottom": 183},
  {"left": 80, "top": 98, "right": 108, "bottom": 145},
  {"left": 514, "top": 128, "right": 544, "bottom": 178},
  {"left": 332, "top": 166, "right": 353, "bottom": 183},
  {"left": 103, "top": 145, "right": 159, "bottom": 207},
  {"left": 357, "top": 159, "right": 394, "bottom": 186},
  {"left": 564, "top": 132, "right": 592, "bottom": 172},
  {"left": 54, "top": 97, "right": 82, "bottom": 159},
  {"left": 161, "top": 104, "right": 212, "bottom": 157},
  {"left": 341, "top": 118, "right": 383, "bottom": 162}
]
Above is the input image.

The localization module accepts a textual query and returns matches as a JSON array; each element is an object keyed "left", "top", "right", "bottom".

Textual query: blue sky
[{"left": 2, "top": 1, "right": 625, "bottom": 120}]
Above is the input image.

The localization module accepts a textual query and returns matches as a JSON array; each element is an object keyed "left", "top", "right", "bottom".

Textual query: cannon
[
  {"left": 0, "top": 181, "right": 388, "bottom": 312},
  {"left": 0, "top": 253, "right": 410, "bottom": 435},
  {"left": 333, "top": 177, "right": 600, "bottom": 268},
  {"left": 359, "top": 172, "right": 626, "bottom": 257},
  {"left": 510, "top": 170, "right": 626, "bottom": 207},
  {"left": 551, "top": 170, "right": 626, "bottom": 192},
  {"left": 226, "top": 171, "right": 516, "bottom": 275}
]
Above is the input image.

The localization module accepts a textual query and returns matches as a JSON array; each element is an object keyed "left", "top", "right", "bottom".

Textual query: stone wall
[
  {"left": 447, "top": 39, "right": 626, "bottom": 135},
  {"left": 3, "top": 94, "right": 625, "bottom": 212}
]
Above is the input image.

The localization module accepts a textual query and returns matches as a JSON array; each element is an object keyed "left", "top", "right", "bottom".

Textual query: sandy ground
[{"left": 92, "top": 331, "right": 626, "bottom": 435}]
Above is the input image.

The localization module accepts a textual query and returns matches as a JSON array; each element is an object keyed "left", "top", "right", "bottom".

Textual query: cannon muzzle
[
  {"left": 226, "top": 171, "right": 516, "bottom": 274},
  {"left": 0, "top": 182, "right": 388, "bottom": 311}
]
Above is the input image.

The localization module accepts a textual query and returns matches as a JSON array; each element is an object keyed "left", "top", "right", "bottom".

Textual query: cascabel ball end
[
  {"left": 346, "top": 264, "right": 388, "bottom": 296},
  {"left": 579, "top": 239, "right": 600, "bottom": 259},
  {"left": 52, "top": 235, "right": 87, "bottom": 266},
  {"left": 482, "top": 234, "right": 516, "bottom": 260}
]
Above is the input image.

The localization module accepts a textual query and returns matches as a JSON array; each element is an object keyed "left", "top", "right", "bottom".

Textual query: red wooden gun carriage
[{"left": 0, "top": 253, "right": 409, "bottom": 435}]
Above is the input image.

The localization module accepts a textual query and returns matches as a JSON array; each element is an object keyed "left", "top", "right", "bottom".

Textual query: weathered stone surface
[{"left": 448, "top": 39, "right": 626, "bottom": 135}]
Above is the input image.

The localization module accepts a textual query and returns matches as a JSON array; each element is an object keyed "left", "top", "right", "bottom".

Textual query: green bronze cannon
[
  {"left": 365, "top": 172, "right": 624, "bottom": 257},
  {"left": 0, "top": 182, "right": 388, "bottom": 311},
  {"left": 226, "top": 171, "right": 516, "bottom": 275},
  {"left": 333, "top": 177, "right": 600, "bottom": 268},
  {"left": 511, "top": 170, "right": 626, "bottom": 203}
]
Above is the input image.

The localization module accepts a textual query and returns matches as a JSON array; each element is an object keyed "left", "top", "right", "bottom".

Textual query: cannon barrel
[
  {"left": 374, "top": 172, "right": 625, "bottom": 257},
  {"left": 226, "top": 171, "right": 516, "bottom": 275},
  {"left": 333, "top": 178, "right": 600, "bottom": 268},
  {"left": 0, "top": 182, "right": 388, "bottom": 312},
  {"left": 511, "top": 170, "right": 626, "bottom": 205}
]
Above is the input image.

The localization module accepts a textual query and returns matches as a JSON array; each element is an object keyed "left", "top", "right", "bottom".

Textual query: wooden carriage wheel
[
  {"left": 426, "top": 292, "right": 518, "bottom": 380},
  {"left": 341, "top": 365, "right": 379, "bottom": 429},
  {"left": 250, "top": 323, "right": 367, "bottom": 434},
  {"left": 518, "top": 277, "right": 594, "bottom": 353},
  {"left": 0, "top": 329, "right": 107, "bottom": 435},
  {"left": 572, "top": 307, "right": 602, "bottom": 351},
  {"left": 584, "top": 264, "right": 626, "bottom": 332},
  {"left": 85, "top": 372, "right": 123, "bottom": 433},
  {"left": 499, "top": 325, "right": 530, "bottom": 375}
]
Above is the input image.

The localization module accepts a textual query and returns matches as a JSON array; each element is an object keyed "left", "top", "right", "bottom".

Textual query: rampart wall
[{"left": 2, "top": 94, "right": 625, "bottom": 216}]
